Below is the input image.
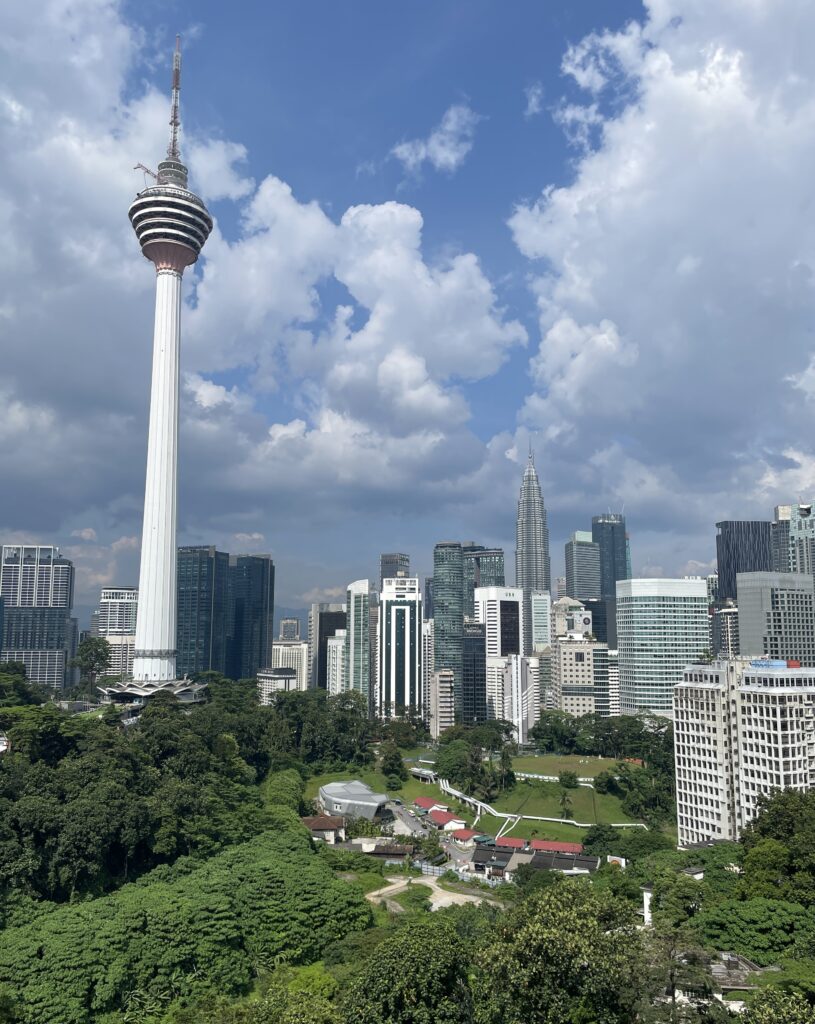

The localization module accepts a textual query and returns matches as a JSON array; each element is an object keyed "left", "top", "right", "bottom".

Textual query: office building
[
  {"left": 368, "top": 600, "right": 379, "bottom": 714},
  {"left": 515, "top": 450, "right": 551, "bottom": 654},
  {"left": 308, "top": 603, "right": 347, "bottom": 689},
  {"left": 501, "top": 655, "right": 540, "bottom": 743},
  {"left": 530, "top": 590, "right": 551, "bottom": 651},
  {"left": 461, "top": 620, "right": 487, "bottom": 725},
  {"left": 227, "top": 554, "right": 274, "bottom": 681},
  {"left": 537, "top": 646, "right": 553, "bottom": 711},
  {"left": 378, "top": 577, "right": 423, "bottom": 718},
  {"left": 271, "top": 640, "right": 309, "bottom": 690},
  {"left": 706, "top": 573, "right": 719, "bottom": 604},
  {"left": 327, "top": 630, "right": 347, "bottom": 695},
  {"left": 433, "top": 542, "right": 464, "bottom": 714},
  {"left": 176, "top": 546, "right": 230, "bottom": 677},
  {"left": 771, "top": 506, "right": 791, "bottom": 573},
  {"left": 787, "top": 502, "right": 815, "bottom": 575},
  {"left": 565, "top": 531, "right": 601, "bottom": 601},
  {"left": 94, "top": 587, "right": 138, "bottom": 679},
  {"left": 475, "top": 587, "right": 523, "bottom": 721},
  {"left": 674, "top": 658, "right": 815, "bottom": 847},
  {"left": 582, "top": 597, "right": 616, "bottom": 647},
  {"left": 129, "top": 40, "right": 212, "bottom": 686},
  {"left": 552, "top": 596, "right": 592, "bottom": 639},
  {"left": 712, "top": 601, "right": 739, "bottom": 658},
  {"left": 279, "top": 617, "right": 301, "bottom": 641},
  {"left": 257, "top": 666, "right": 304, "bottom": 702},
  {"left": 736, "top": 571, "right": 815, "bottom": 665},
  {"left": 423, "top": 577, "right": 434, "bottom": 619},
  {"left": 345, "top": 580, "right": 371, "bottom": 701},
  {"left": 380, "top": 553, "right": 409, "bottom": 591},
  {"left": 715, "top": 521, "right": 772, "bottom": 601},
  {"left": 0, "top": 545, "right": 75, "bottom": 688},
  {"left": 462, "top": 544, "right": 505, "bottom": 617},
  {"left": 592, "top": 513, "right": 630, "bottom": 600},
  {"left": 616, "top": 578, "right": 709, "bottom": 715},
  {"left": 555, "top": 576, "right": 567, "bottom": 599},
  {"left": 552, "top": 633, "right": 609, "bottom": 718},
  {"left": 429, "top": 669, "right": 456, "bottom": 739}
]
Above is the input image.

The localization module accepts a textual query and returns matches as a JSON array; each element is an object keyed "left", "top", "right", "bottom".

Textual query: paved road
[
  {"left": 366, "top": 875, "right": 495, "bottom": 911},
  {"left": 388, "top": 802, "right": 428, "bottom": 836}
]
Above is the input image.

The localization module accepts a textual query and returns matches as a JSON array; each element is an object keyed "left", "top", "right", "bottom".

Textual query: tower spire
[{"left": 167, "top": 35, "right": 182, "bottom": 162}]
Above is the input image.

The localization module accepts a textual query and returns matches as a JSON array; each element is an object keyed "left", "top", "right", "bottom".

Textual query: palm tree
[{"left": 558, "top": 788, "right": 573, "bottom": 819}]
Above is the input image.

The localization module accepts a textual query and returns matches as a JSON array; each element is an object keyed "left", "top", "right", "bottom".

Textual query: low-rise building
[
  {"left": 300, "top": 815, "right": 346, "bottom": 844},
  {"left": 428, "top": 809, "right": 467, "bottom": 831},
  {"left": 318, "top": 780, "right": 388, "bottom": 821}
]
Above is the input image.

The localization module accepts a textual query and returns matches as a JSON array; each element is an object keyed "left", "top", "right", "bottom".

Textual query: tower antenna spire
[{"left": 167, "top": 35, "right": 182, "bottom": 161}]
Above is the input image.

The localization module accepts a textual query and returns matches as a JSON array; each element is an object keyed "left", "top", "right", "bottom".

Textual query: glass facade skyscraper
[
  {"left": 308, "top": 603, "right": 347, "bottom": 689},
  {"left": 515, "top": 451, "right": 550, "bottom": 655},
  {"left": 227, "top": 554, "right": 275, "bottom": 681},
  {"left": 565, "top": 531, "right": 601, "bottom": 601},
  {"left": 461, "top": 620, "right": 487, "bottom": 725},
  {"left": 462, "top": 543, "right": 505, "bottom": 618},
  {"left": 433, "top": 542, "right": 464, "bottom": 716},
  {"left": 176, "top": 546, "right": 230, "bottom": 677},
  {"left": 715, "top": 520, "right": 772, "bottom": 601},
  {"left": 591, "top": 513, "right": 630, "bottom": 600},
  {"left": 380, "top": 553, "right": 409, "bottom": 591}
]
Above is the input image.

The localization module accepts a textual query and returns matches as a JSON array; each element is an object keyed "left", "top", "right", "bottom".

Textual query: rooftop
[
  {"left": 429, "top": 809, "right": 465, "bottom": 826},
  {"left": 530, "top": 840, "right": 584, "bottom": 854}
]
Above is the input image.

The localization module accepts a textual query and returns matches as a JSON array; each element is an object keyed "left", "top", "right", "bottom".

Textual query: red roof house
[
  {"left": 451, "top": 828, "right": 480, "bottom": 841},
  {"left": 414, "top": 796, "right": 447, "bottom": 812},
  {"left": 428, "top": 809, "right": 467, "bottom": 830},
  {"left": 495, "top": 836, "right": 527, "bottom": 850},
  {"left": 530, "top": 840, "right": 584, "bottom": 854}
]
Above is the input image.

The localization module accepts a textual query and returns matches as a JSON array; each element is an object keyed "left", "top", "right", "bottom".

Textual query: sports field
[{"left": 510, "top": 753, "right": 619, "bottom": 777}]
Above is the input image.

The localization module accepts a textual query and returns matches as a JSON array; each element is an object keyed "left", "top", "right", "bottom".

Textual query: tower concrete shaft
[{"left": 129, "top": 39, "right": 212, "bottom": 682}]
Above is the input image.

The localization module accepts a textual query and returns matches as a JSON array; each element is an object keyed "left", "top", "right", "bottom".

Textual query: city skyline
[{"left": 5, "top": 2, "right": 815, "bottom": 622}]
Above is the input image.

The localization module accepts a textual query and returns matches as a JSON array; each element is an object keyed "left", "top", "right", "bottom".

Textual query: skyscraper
[
  {"left": 327, "top": 630, "right": 347, "bottom": 695},
  {"left": 515, "top": 450, "right": 550, "bottom": 655},
  {"left": 129, "top": 39, "right": 212, "bottom": 684},
  {"left": 530, "top": 591, "right": 552, "bottom": 651},
  {"left": 380, "top": 553, "right": 409, "bottom": 591},
  {"left": 787, "top": 503, "right": 815, "bottom": 575},
  {"left": 0, "top": 545, "right": 75, "bottom": 687},
  {"left": 771, "top": 506, "right": 792, "bottom": 573},
  {"left": 423, "top": 577, "right": 434, "bottom": 619},
  {"left": 462, "top": 543, "right": 505, "bottom": 618},
  {"left": 461, "top": 621, "right": 487, "bottom": 725},
  {"left": 616, "top": 578, "right": 709, "bottom": 715},
  {"left": 565, "top": 531, "right": 601, "bottom": 601},
  {"left": 433, "top": 542, "right": 464, "bottom": 715},
  {"left": 279, "top": 617, "right": 301, "bottom": 641},
  {"left": 736, "top": 572, "right": 815, "bottom": 665},
  {"left": 308, "top": 603, "right": 347, "bottom": 689},
  {"left": 378, "top": 577, "right": 423, "bottom": 718},
  {"left": 715, "top": 521, "right": 772, "bottom": 601},
  {"left": 94, "top": 587, "right": 138, "bottom": 679},
  {"left": 591, "top": 514, "right": 630, "bottom": 599},
  {"left": 176, "top": 546, "right": 230, "bottom": 676},
  {"left": 271, "top": 640, "right": 309, "bottom": 690},
  {"left": 227, "top": 554, "right": 275, "bottom": 681},
  {"left": 345, "top": 580, "right": 371, "bottom": 701}
]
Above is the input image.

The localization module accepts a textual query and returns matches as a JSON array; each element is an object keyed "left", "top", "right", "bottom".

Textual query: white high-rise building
[
  {"left": 128, "top": 39, "right": 212, "bottom": 685},
  {"left": 475, "top": 586, "right": 524, "bottom": 721},
  {"left": 94, "top": 588, "right": 138, "bottom": 679},
  {"left": 674, "top": 658, "right": 815, "bottom": 847},
  {"left": 378, "top": 577, "right": 423, "bottom": 718},
  {"left": 607, "top": 650, "right": 620, "bottom": 716},
  {"left": 422, "top": 619, "right": 435, "bottom": 700},
  {"left": 271, "top": 640, "right": 309, "bottom": 690},
  {"left": 327, "top": 630, "right": 347, "bottom": 695},
  {"left": 429, "top": 669, "right": 455, "bottom": 739},
  {"left": 530, "top": 591, "right": 551, "bottom": 651},
  {"left": 502, "top": 655, "right": 540, "bottom": 743},
  {"left": 345, "top": 580, "right": 371, "bottom": 701},
  {"left": 616, "top": 578, "right": 709, "bottom": 715}
]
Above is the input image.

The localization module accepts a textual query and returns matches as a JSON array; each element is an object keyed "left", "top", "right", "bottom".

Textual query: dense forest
[{"left": 0, "top": 663, "right": 814, "bottom": 1022}]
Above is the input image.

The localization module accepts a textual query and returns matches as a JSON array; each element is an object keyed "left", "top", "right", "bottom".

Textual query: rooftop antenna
[{"left": 167, "top": 35, "right": 182, "bottom": 161}]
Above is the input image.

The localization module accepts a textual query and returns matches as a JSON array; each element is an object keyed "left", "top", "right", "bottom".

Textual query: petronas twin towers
[{"left": 515, "top": 449, "right": 550, "bottom": 654}]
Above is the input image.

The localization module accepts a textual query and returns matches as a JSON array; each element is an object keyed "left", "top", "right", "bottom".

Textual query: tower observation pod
[{"left": 128, "top": 37, "right": 212, "bottom": 683}]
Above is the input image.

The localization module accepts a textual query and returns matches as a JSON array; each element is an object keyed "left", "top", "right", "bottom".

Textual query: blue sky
[{"left": 3, "top": 0, "right": 815, "bottom": 623}]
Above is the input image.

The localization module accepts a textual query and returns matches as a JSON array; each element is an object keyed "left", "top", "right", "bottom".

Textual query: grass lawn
[
  {"left": 337, "top": 870, "right": 388, "bottom": 894},
  {"left": 399, "top": 746, "right": 436, "bottom": 763},
  {"left": 492, "top": 780, "right": 636, "bottom": 824},
  {"left": 473, "top": 814, "right": 592, "bottom": 842},
  {"left": 510, "top": 753, "right": 619, "bottom": 777}
]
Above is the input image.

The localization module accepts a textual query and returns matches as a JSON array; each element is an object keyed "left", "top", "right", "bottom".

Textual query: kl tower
[{"left": 128, "top": 38, "right": 212, "bottom": 688}]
